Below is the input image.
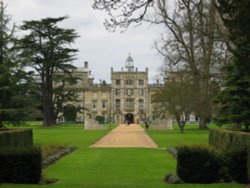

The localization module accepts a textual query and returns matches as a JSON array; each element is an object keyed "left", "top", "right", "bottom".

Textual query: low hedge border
[
  {"left": 0, "top": 128, "right": 33, "bottom": 148},
  {"left": 209, "top": 129, "right": 250, "bottom": 152},
  {"left": 42, "top": 146, "right": 77, "bottom": 168}
]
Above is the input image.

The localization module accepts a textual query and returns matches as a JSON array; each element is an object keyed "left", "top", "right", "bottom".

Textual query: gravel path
[{"left": 90, "top": 124, "right": 158, "bottom": 148}]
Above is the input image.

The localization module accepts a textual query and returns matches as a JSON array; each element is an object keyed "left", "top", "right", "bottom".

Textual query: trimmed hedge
[
  {"left": 176, "top": 145, "right": 224, "bottom": 183},
  {"left": 227, "top": 150, "right": 248, "bottom": 183},
  {"left": 209, "top": 129, "right": 250, "bottom": 183},
  {"left": 248, "top": 148, "right": 250, "bottom": 182},
  {"left": 0, "top": 147, "right": 42, "bottom": 184},
  {"left": 209, "top": 129, "right": 250, "bottom": 152},
  {"left": 0, "top": 128, "right": 33, "bottom": 148}
]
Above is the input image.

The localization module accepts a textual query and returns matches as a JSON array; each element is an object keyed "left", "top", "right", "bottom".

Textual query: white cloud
[{"left": 7, "top": 0, "right": 163, "bottom": 82}]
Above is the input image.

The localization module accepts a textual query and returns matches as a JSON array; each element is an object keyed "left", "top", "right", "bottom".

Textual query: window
[
  {"left": 125, "top": 89, "right": 133, "bottom": 96},
  {"left": 102, "top": 93, "right": 107, "bottom": 98},
  {"left": 115, "top": 99, "right": 120, "bottom": 111},
  {"left": 126, "top": 79, "right": 133, "bottom": 85},
  {"left": 92, "top": 101, "right": 97, "bottom": 110},
  {"left": 102, "top": 101, "right": 106, "bottom": 109},
  {"left": 115, "top": 89, "right": 120, "bottom": 96},
  {"left": 138, "top": 89, "right": 144, "bottom": 96},
  {"left": 125, "top": 98, "right": 134, "bottom": 110},
  {"left": 115, "top": 80, "right": 121, "bottom": 85},
  {"left": 139, "top": 99, "right": 144, "bottom": 110},
  {"left": 138, "top": 80, "right": 144, "bottom": 85}
]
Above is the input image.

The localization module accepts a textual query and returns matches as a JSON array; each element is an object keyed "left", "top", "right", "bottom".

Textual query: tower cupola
[{"left": 125, "top": 53, "right": 134, "bottom": 72}]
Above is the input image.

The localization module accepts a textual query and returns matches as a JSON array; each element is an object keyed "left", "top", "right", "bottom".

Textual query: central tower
[{"left": 110, "top": 54, "right": 149, "bottom": 124}]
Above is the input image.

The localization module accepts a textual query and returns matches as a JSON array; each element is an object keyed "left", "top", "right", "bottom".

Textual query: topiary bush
[
  {"left": 176, "top": 145, "right": 224, "bottom": 183},
  {"left": 0, "top": 147, "right": 42, "bottom": 184}
]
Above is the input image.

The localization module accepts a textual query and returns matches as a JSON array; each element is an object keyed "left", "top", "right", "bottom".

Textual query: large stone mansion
[{"left": 63, "top": 54, "right": 161, "bottom": 124}]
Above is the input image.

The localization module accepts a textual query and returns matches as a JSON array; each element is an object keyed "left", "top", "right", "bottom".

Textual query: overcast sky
[{"left": 7, "top": 0, "right": 163, "bottom": 83}]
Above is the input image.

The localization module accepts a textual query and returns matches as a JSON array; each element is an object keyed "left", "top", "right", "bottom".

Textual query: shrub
[
  {"left": 0, "top": 147, "right": 42, "bottom": 184},
  {"left": 227, "top": 150, "right": 248, "bottom": 183},
  {"left": 176, "top": 145, "right": 224, "bottom": 183},
  {"left": 95, "top": 116, "right": 105, "bottom": 124},
  {"left": 63, "top": 105, "right": 77, "bottom": 121},
  {"left": 0, "top": 128, "right": 33, "bottom": 148}
]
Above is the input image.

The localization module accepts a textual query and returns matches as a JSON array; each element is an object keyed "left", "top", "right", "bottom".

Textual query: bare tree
[
  {"left": 92, "top": 0, "right": 154, "bottom": 32},
  {"left": 152, "top": 71, "right": 194, "bottom": 133},
  {"left": 154, "top": 0, "right": 230, "bottom": 128},
  {"left": 93, "top": 0, "right": 229, "bottom": 128}
]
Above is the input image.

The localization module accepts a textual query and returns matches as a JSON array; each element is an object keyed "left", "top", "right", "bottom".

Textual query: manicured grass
[
  {"left": 147, "top": 126, "right": 209, "bottom": 148},
  {"left": 33, "top": 124, "right": 113, "bottom": 148},
  {"left": 46, "top": 148, "right": 174, "bottom": 188},
  {"left": 1, "top": 123, "right": 243, "bottom": 188}
]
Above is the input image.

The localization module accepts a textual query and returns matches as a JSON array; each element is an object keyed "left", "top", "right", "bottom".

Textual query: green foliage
[
  {"left": 19, "top": 16, "right": 79, "bottom": 127},
  {"left": 95, "top": 115, "right": 105, "bottom": 124},
  {"left": 227, "top": 150, "right": 248, "bottom": 183},
  {"left": 176, "top": 145, "right": 224, "bottom": 183},
  {"left": 209, "top": 129, "right": 250, "bottom": 151},
  {"left": 214, "top": 61, "right": 250, "bottom": 128},
  {"left": 0, "top": 1, "right": 35, "bottom": 127},
  {"left": 215, "top": 0, "right": 250, "bottom": 128},
  {"left": 217, "top": 0, "right": 250, "bottom": 48},
  {"left": 63, "top": 105, "right": 77, "bottom": 121},
  {"left": 0, "top": 147, "right": 42, "bottom": 184},
  {"left": 0, "top": 128, "right": 33, "bottom": 148}
]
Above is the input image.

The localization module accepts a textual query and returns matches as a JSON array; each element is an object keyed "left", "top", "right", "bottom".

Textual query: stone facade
[{"left": 60, "top": 55, "right": 164, "bottom": 125}]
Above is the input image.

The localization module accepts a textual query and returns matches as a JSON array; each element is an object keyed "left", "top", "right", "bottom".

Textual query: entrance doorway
[{"left": 125, "top": 113, "right": 134, "bottom": 124}]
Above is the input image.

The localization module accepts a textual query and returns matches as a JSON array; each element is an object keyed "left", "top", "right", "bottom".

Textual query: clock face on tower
[{"left": 127, "top": 61, "right": 132, "bottom": 66}]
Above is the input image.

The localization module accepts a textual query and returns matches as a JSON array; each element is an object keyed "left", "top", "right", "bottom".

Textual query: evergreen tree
[
  {"left": 0, "top": 0, "right": 34, "bottom": 127},
  {"left": 19, "top": 16, "right": 79, "bottom": 127},
  {"left": 215, "top": 0, "right": 250, "bottom": 128}
]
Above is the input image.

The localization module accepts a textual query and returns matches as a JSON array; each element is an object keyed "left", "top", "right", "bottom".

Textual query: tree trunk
[
  {"left": 42, "top": 93, "right": 55, "bottom": 127},
  {"left": 179, "top": 125, "right": 185, "bottom": 133},
  {"left": 199, "top": 117, "right": 207, "bottom": 129},
  {"left": 177, "top": 120, "right": 185, "bottom": 133}
]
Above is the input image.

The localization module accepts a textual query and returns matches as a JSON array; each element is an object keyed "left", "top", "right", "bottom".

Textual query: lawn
[
  {"left": 147, "top": 125, "right": 210, "bottom": 148},
  {"left": 1, "top": 123, "right": 243, "bottom": 188},
  {"left": 32, "top": 124, "right": 113, "bottom": 148}
]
